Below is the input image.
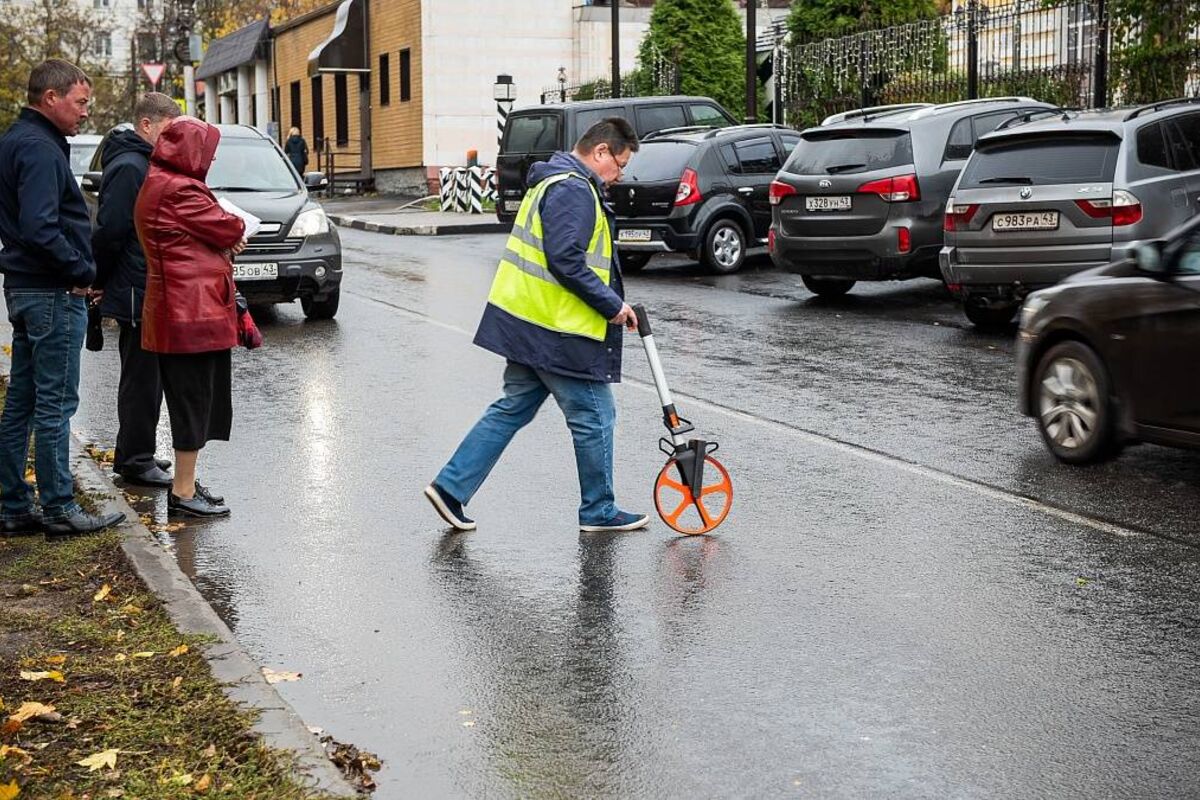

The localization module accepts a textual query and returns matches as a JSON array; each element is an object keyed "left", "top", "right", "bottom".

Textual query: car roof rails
[
  {"left": 822, "top": 103, "right": 933, "bottom": 125},
  {"left": 641, "top": 125, "right": 720, "bottom": 141},
  {"left": 909, "top": 96, "right": 1037, "bottom": 119},
  {"left": 701, "top": 123, "right": 790, "bottom": 138},
  {"left": 994, "top": 107, "right": 1077, "bottom": 131},
  {"left": 1124, "top": 96, "right": 1200, "bottom": 121}
]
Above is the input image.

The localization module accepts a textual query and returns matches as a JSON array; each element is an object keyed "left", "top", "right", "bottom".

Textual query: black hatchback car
[
  {"left": 1016, "top": 213, "right": 1200, "bottom": 464},
  {"left": 612, "top": 124, "right": 801, "bottom": 273}
]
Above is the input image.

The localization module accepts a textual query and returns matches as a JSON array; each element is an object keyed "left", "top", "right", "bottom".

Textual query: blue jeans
[
  {"left": 0, "top": 290, "right": 86, "bottom": 522},
  {"left": 436, "top": 362, "right": 619, "bottom": 525}
]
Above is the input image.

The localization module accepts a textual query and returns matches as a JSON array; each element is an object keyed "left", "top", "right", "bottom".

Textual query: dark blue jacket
[
  {"left": 474, "top": 152, "right": 627, "bottom": 383},
  {"left": 0, "top": 108, "right": 96, "bottom": 289},
  {"left": 92, "top": 127, "right": 152, "bottom": 323}
]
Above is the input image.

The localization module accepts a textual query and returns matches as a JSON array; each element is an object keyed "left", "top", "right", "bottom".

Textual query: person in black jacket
[
  {"left": 284, "top": 127, "right": 308, "bottom": 175},
  {"left": 91, "top": 92, "right": 180, "bottom": 487},
  {"left": 0, "top": 59, "right": 125, "bottom": 536}
]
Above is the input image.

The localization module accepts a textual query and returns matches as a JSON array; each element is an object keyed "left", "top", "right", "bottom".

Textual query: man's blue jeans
[
  {"left": 436, "top": 362, "right": 619, "bottom": 525},
  {"left": 0, "top": 290, "right": 86, "bottom": 522}
]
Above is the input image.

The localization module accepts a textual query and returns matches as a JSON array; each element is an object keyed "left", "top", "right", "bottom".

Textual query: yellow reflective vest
[{"left": 486, "top": 171, "right": 613, "bottom": 342}]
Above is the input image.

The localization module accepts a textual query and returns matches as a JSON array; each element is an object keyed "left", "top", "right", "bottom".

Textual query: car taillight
[
  {"left": 1075, "top": 190, "right": 1142, "bottom": 226},
  {"left": 943, "top": 202, "right": 980, "bottom": 232},
  {"left": 897, "top": 226, "right": 911, "bottom": 254},
  {"left": 768, "top": 228, "right": 776, "bottom": 254},
  {"left": 769, "top": 180, "right": 797, "bottom": 206},
  {"left": 675, "top": 168, "right": 702, "bottom": 206},
  {"left": 857, "top": 173, "right": 920, "bottom": 202}
]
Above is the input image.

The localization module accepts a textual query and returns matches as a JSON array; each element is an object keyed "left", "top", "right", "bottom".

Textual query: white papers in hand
[{"left": 217, "top": 197, "right": 262, "bottom": 238}]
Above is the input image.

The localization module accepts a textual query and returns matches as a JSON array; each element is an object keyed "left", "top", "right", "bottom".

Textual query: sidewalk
[{"left": 321, "top": 196, "right": 510, "bottom": 237}]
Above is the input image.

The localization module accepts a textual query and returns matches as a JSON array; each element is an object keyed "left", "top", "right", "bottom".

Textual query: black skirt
[{"left": 158, "top": 349, "right": 232, "bottom": 451}]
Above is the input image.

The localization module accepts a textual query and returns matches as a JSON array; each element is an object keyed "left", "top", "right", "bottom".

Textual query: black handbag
[{"left": 85, "top": 300, "right": 104, "bottom": 352}]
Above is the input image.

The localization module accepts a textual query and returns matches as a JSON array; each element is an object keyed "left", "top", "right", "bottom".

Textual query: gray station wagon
[{"left": 941, "top": 98, "right": 1200, "bottom": 329}]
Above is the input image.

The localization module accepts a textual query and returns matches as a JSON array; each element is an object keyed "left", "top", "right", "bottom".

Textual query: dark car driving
[
  {"left": 83, "top": 124, "right": 341, "bottom": 319},
  {"left": 612, "top": 124, "right": 800, "bottom": 273},
  {"left": 1016, "top": 213, "right": 1200, "bottom": 464},
  {"left": 496, "top": 96, "right": 737, "bottom": 223}
]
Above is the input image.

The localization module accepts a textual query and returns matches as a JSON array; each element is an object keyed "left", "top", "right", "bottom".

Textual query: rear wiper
[
  {"left": 976, "top": 176, "right": 1034, "bottom": 185},
  {"left": 824, "top": 163, "right": 867, "bottom": 174}
]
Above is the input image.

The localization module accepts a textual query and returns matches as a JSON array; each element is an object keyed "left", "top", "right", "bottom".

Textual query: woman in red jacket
[{"left": 135, "top": 116, "right": 245, "bottom": 517}]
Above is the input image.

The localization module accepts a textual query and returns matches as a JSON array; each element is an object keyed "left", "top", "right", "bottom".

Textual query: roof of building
[{"left": 196, "top": 19, "right": 270, "bottom": 80}]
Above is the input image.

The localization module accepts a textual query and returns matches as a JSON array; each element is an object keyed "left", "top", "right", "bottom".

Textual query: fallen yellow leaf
[
  {"left": 9, "top": 702, "right": 54, "bottom": 723},
  {"left": 115, "top": 630, "right": 126, "bottom": 641},
  {"left": 77, "top": 748, "right": 119, "bottom": 772},
  {"left": 168, "top": 644, "right": 188, "bottom": 658},
  {"left": 171, "top": 676, "right": 182, "bottom": 690},
  {"left": 113, "top": 654, "right": 126, "bottom": 663},
  {"left": 194, "top": 773, "right": 212, "bottom": 793},
  {"left": 44, "top": 655, "right": 66, "bottom": 666},
  {"left": 0, "top": 745, "right": 32, "bottom": 766},
  {"left": 18, "top": 670, "right": 64, "bottom": 683},
  {"left": 93, "top": 584, "right": 112, "bottom": 602},
  {"left": 131, "top": 652, "right": 155, "bottom": 659},
  {"left": 119, "top": 604, "right": 142, "bottom": 615},
  {"left": 0, "top": 779, "right": 18, "bottom": 800},
  {"left": 260, "top": 668, "right": 302, "bottom": 684}
]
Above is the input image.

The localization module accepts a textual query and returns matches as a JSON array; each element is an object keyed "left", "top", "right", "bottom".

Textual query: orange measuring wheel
[{"left": 654, "top": 454, "right": 733, "bottom": 535}]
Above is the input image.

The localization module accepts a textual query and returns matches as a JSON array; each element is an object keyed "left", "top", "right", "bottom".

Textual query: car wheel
[
  {"left": 301, "top": 287, "right": 340, "bottom": 320},
  {"left": 801, "top": 275, "right": 856, "bottom": 297},
  {"left": 620, "top": 252, "right": 652, "bottom": 273},
  {"left": 963, "top": 302, "right": 1017, "bottom": 331},
  {"left": 1034, "top": 341, "right": 1116, "bottom": 464},
  {"left": 700, "top": 219, "right": 746, "bottom": 274}
]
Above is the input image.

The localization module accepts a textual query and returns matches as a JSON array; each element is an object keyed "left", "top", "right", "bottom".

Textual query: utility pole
[
  {"left": 611, "top": 0, "right": 621, "bottom": 99},
  {"left": 1093, "top": 0, "right": 1108, "bottom": 108},
  {"left": 745, "top": 0, "right": 757, "bottom": 122}
]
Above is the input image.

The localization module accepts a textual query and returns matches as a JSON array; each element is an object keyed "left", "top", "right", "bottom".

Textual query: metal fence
[
  {"left": 539, "top": 46, "right": 680, "bottom": 105},
  {"left": 781, "top": 0, "right": 1200, "bottom": 129}
]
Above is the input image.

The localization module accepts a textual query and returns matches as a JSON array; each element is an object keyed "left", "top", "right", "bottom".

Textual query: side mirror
[
  {"left": 81, "top": 171, "right": 102, "bottom": 193},
  {"left": 1134, "top": 242, "right": 1166, "bottom": 275},
  {"left": 303, "top": 172, "right": 328, "bottom": 190}
]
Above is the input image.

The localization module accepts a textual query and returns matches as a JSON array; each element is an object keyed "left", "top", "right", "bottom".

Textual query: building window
[
  {"left": 290, "top": 81, "right": 301, "bottom": 130},
  {"left": 334, "top": 73, "right": 348, "bottom": 147},
  {"left": 93, "top": 0, "right": 109, "bottom": 7},
  {"left": 379, "top": 53, "right": 390, "bottom": 106},
  {"left": 93, "top": 33, "right": 112, "bottom": 58},
  {"left": 311, "top": 75, "right": 324, "bottom": 150},
  {"left": 399, "top": 48, "right": 411, "bottom": 102},
  {"left": 136, "top": 33, "right": 156, "bottom": 61}
]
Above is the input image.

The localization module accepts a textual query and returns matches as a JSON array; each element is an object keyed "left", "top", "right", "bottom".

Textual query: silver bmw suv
[{"left": 941, "top": 98, "right": 1200, "bottom": 329}]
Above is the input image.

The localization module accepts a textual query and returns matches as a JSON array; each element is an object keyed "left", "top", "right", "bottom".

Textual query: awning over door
[
  {"left": 196, "top": 19, "right": 269, "bottom": 80},
  {"left": 307, "top": 0, "right": 368, "bottom": 76}
]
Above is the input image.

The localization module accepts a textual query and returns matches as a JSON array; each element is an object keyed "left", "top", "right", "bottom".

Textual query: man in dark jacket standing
[
  {"left": 91, "top": 92, "right": 180, "bottom": 487},
  {"left": 0, "top": 60, "right": 125, "bottom": 536},
  {"left": 424, "top": 118, "right": 649, "bottom": 533}
]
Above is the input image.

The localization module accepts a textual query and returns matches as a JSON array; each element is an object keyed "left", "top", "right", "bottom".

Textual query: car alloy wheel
[
  {"left": 702, "top": 220, "right": 745, "bottom": 274},
  {"left": 1034, "top": 341, "right": 1115, "bottom": 464}
]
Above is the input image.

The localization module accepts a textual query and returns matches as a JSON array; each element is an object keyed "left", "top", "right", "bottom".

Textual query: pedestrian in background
[
  {"left": 284, "top": 126, "right": 309, "bottom": 175},
  {"left": 0, "top": 59, "right": 126, "bottom": 536},
  {"left": 425, "top": 118, "right": 649, "bottom": 533},
  {"left": 91, "top": 92, "right": 180, "bottom": 488},
  {"left": 135, "top": 116, "right": 246, "bottom": 517}
]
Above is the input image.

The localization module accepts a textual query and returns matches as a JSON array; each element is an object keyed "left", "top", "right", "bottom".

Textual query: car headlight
[
  {"left": 1019, "top": 292, "right": 1052, "bottom": 331},
  {"left": 288, "top": 208, "right": 329, "bottom": 237}
]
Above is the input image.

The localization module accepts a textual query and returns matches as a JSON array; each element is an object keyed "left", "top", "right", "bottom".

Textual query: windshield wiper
[
  {"left": 976, "top": 176, "right": 1034, "bottom": 185},
  {"left": 824, "top": 163, "right": 867, "bottom": 174},
  {"left": 208, "top": 186, "right": 265, "bottom": 191}
]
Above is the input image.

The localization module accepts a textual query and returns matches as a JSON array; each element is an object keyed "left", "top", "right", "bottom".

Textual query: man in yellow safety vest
[{"left": 425, "top": 118, "right": 649, "bottom": 533}]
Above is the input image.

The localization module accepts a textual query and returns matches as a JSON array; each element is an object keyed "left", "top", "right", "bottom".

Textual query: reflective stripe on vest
[{"left": 486, "top": 171, "right": 613, "bottom": 341}]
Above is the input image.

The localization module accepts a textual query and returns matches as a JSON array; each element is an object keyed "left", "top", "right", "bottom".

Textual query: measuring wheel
[{"left": 654, "top": 453, "right": 733, "bottom": 535}]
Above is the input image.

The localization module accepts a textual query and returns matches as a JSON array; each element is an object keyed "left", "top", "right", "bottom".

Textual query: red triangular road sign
[{"left": 141, "top": 63, "right": 166, "bottom": 87}]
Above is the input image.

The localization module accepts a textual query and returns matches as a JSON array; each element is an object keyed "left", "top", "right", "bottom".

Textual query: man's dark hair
[
  {"left": 575, "top": 117, "right": 639, "bottom": 156},
  {"left": 134, "top": 92, "right": 180, "bottom": 123},
  {"left": 27, "top": 59, "right": 92, "bottom": 106}
]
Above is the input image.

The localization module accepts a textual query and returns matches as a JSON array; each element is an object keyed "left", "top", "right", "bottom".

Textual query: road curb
[
  {"left": 328, "top": 213, "right": 509, "bottom": 236},
  {"left": 70, "top": 437, "right": 358, "bottom": 798}
]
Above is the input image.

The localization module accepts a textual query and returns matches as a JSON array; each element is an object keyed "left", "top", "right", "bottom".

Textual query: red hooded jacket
[{"left": 135, "top": 117, "right": 245, "bottom": 354}]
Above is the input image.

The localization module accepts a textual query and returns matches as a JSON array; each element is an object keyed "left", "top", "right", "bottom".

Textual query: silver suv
[
  {"left": 769, "top": 97, "right": 1053, "bottom": 297},
  {"left": 941, "top": 98, "right": 1200, "bottom": 329}
]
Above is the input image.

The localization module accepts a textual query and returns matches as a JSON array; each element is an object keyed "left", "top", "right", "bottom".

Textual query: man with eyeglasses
[{"left": 425, "top": 117, "right": 651, "bottom": 534}]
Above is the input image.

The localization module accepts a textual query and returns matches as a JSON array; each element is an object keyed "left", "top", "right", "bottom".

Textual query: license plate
[
  {"left": 806, "top": 195, "right": 851, "bottom": 212},
  {"left": 618, "top": 228, "right": 652, "bottom": 242},
  {"left": 505, "top": 200, "right": 523, "bottom": 212},
  {"left": 992, "top": 211, "right": 1059, "bottom": 231},
  {"left": 233, "top": 262, "right": 278, "bottom": 281}
]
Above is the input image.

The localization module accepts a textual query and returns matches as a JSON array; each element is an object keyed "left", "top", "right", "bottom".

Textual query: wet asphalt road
[{"left": 72, "top": 232, "right": 1200, "bottom": 798}]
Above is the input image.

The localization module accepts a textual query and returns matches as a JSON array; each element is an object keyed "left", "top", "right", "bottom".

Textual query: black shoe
[
  {"left": 1, "top": 510, "right": 43, "bottom": 537},
  {"left": 117, "top": 465, "right": 174, "bottom": 487},
  {"left": 168, "top": 492, "right": 230, "bottom": 517},
  {"left": 423, "top": 483, "right": 476, "bottom": 531},
  {"left": 156, "top": 458, "right": 172, "bottom": 471},
  {"left": 44, "top": 510, "right": 126, "bottom": 537},
  {"left": 195, "top": 482, "right": 224, "bottom": 505}
]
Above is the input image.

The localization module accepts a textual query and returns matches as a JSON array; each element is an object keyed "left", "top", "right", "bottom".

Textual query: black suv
[
  {"left": 496, "top": 96, "right": 737, "bottom": 223},
  {"left": 769, "top": 97, "right": 1054, "bottom": 296},
  {"left": 612, "top": 124, "right": 801, "bottom": 273}
]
